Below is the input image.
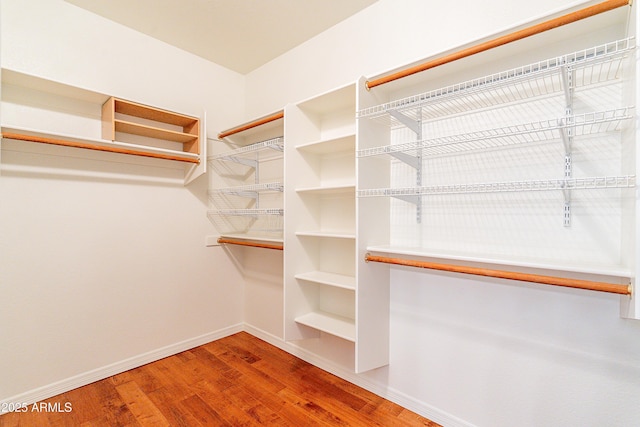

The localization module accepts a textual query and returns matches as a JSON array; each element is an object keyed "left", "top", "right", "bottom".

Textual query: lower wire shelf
[
  {"left": 207, "top": 209, "right": 284, "bottom": 237},
  {"left": 357, "top": 175, "right": 635, "bottom": 197}
]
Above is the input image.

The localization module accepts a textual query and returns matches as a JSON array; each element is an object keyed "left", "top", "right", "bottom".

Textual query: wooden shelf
[
  {"left": 102, "top": 97, "right": 200, "bottom": 155},
  {"left": 114, "top": 98, "right": 197, "bottom": 128},
  {"left": 114, "top": 120, "right": 198, "bottom": 144},
  {"left": 295, "top": 311, "right": 356, "bottom": 342}
]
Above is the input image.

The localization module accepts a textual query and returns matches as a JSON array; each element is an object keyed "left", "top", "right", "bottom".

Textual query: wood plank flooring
[{"left": 0, "top": 332, "right": 440, "bottom": 426}]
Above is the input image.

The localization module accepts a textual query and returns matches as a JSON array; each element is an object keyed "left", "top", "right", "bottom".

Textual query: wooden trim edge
[
  {"left": 217, "top": 237, "right": 284, "bottom": 250},
  {"left": 366, "top": 0, "right": 631, "bottom": 89},
  {"left": 2, "top": 132, "right": 200, "bottom": 164},
  {"left": 364, "top": 253, "right": 632, "bottom": 295},
  {"left": 218, "top": 111, "right": 284, "bottom": 139}
]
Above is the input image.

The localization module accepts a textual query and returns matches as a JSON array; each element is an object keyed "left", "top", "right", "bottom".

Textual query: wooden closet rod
[
  {"left": 217, "top": 237, "right": 284, "bottom": 250},
  {"left": 364, "top": 253, "right": 632, "bottom": 295},
  {"left": 218, "top": 111, "right": 284, "bottom": 139},
  {"left": 2, "top": 132, "right": 200, "bottom": 164},
  {"left": 365, "top": 0, "right": 631, "bottom": 90}
]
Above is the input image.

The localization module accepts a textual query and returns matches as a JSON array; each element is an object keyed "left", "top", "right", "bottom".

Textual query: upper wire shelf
[
  {"left": 207, "top": 136, "right": 284, "bottom": 162},
  {"left": 357, "top": 38, "right": 635, "bottom": 126},
  {"left": 357, "top": 175, "right": 635, "bottom": 197},
  {"left": 207, "top": 209, "right": 284, "bottom": 235},
  {"left": 357, "top": 107, "right": 634, "bottom": 158}
]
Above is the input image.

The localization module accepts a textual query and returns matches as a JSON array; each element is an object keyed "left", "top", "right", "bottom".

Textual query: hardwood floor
[{"left": 0, "top": 332, "right": 440, "bottom": 426}]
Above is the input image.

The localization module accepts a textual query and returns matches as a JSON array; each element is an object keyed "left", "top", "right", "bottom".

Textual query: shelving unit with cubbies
[
  {"left": 283, "top": 83, "right": 389, "bottom": 373},
  {"left": 1, "top": 70, "right": 206, "bottom": 184}
]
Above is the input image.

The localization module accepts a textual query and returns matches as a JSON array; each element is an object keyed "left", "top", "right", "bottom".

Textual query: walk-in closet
[{"left": 2, "top": 1, "right": 639, "bottom": 426}]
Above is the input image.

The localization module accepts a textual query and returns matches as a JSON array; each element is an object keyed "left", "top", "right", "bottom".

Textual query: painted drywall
[
  {"left": 245, "top": 0, "right": 640, "bottom": 426},
  {"left": 0, "top": 0, "right": 245, "bottom": 400},
  {"left": 246, "top": 0, "right": 625, "bottom": 118}
]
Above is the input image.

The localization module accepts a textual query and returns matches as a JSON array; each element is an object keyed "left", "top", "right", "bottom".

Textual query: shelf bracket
[
  {"left": 560, "top": 64, "right": 574, "bottom": 227},
  {"left": 563, "top": 185, "right": 571, "bottom": 227},
  {"left": 391, "top": 194, "right": 422, "bottom": 221},
  {"left": 389, "top": 151, "right": 420, "bottom": 169},
  {"left": 388, "top": 110, "right": 421, "bottom": 136},
  {"left": 270, "top": 143, "right": 284, "bottom": 152},
  {"left": 388, "top": 109, "right": 423, "bottom": 223},
  {"left": 222, "top": 156, "right": 257, "bottom": 169},
  {"left": 560, "top": 64, "right": 574, "bottom": 160}
]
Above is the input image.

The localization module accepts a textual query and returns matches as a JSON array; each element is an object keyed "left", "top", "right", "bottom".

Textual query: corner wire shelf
[
  {"left": 357, "top": 37, "right": 635, "bottom": 126},
  {"left": 357, "top": 175, "right": 635, "bottom": 198},
  {"left": 356, "top": 107, "right": 634, "bottom": 159},
  {"left": 209, "top": 208, "right": 284, "bottom": 216},
  {"left": 207, "top": 208, "right": 284, "bottom": 235},
  {"left": 207, "top": 136, "right": 284, "bottom": 166},
  {"left": 208, "top": 182, "right": 284, "bottom": 197}
]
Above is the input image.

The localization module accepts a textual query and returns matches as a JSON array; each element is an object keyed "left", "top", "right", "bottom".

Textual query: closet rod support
[
  {"left": 364, "top": 253, "right": 632, "bottom": 295},
  {"left": 365, "top": 0, "right": 631, "bottom": 89}
]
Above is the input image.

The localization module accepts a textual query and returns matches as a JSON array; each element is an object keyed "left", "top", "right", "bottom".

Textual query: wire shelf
[
  {"left": 207, "top": 136, "right": 284, "bottom": 162},
  {"left": 357, "top": 38, "right": 634, "bottom": 126},
  {"left": 357, "top": 107, "right": 634, "bottom": 158},
  {"left": 208, "top": 182, "right": 284, "bottom": 197},
  {"left": 207, "top": 209, "right": 284, "bottom": 235},
  {"left": 357, "top": 175, "right": 635, "bottom": 197},
  {"left": 210, "top": 208, "right": 284, "bottom": 216}
]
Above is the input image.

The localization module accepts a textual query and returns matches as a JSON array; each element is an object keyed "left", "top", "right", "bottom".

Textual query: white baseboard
[
  {"left": 243, "top": 323, "right": 475, "bottom": 427},
  {"left": 0, "top": 323, "right": 243, "bottom": 413},
  {"left": 2, "top": 322, "right": 473, "bottom": 427}
]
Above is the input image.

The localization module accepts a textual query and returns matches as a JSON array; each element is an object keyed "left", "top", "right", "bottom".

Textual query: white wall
[
  {"left": 246, "top": 1, "right": 640, "bottom": 426},
  {"left": 245, "top": 0, "right": 610, "bottom": 118},
  {"left": 0, "top": 0, "right": 245, "bottom": 401}
]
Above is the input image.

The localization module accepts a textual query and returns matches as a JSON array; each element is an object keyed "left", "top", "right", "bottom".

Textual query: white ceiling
[{"left": 65, "top": 0, "right": 377, "bottom": 74}]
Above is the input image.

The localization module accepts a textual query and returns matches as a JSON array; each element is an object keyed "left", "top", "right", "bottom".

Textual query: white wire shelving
[
  {"left": 357, "top": 108, "right": 634, "bottom": 159},
  {"left": 207, "top": 136, "right": 284, "bottom": 165},
  {"left": 209, "top": 208, "right": 284, "bottom": 216},
  {"left": 357, "top": 38, "right": 635, "bottom": 126},
  {"left": 208, "top": 182, "right": 284, "bottom": 197},
  {"left": 207, "top": 208, "right": 284, "bottom": 235},
  {"left": 357, "top": 175, "right": 635, "bottom": 198}
]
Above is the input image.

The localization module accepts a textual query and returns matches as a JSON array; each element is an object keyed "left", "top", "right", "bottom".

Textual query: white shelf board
[
  {"left": 2, "top": 68, "right": 110, "bottom": 104},
  {"left": 295, "top": 311, "right": 356, "bottom": 342},
  {"left": 296, "top": 231, "right": 356, "bottom": 240},
  {"left": 296, "top": 83, "right": 355, "bottom": 115},
  {"left": 295, "top": 271, "right": 356, "bottom": 290},
  {"left": 296, "top": 184, "right": 355, "bottom": 195},
  {"left": 366, "top": 245, "right": 634, "bottom": 279},
  {"left": 295, "top": 133, "right": 355, "bottom": 154}
]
